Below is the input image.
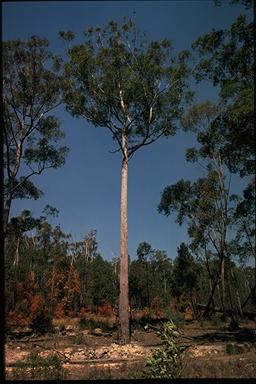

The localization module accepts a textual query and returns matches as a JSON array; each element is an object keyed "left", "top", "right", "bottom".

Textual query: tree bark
[
  {"left": 203, "top": 275, "right": 219, "bottom": 318},
  {"left": 220, "top": 254, "right": 226, "bottom": 316},
  {"left": 13, "top": 237, "right": 20, "bottom": 267},
  {"left": 230, "top": 267, "right": 243, "bottom": 317},
  {"left": 119, "top": 132, "right": 130, "bottom": 344},
  {"left": 4, "top": 190, "right": 13, "bottom": 237}
]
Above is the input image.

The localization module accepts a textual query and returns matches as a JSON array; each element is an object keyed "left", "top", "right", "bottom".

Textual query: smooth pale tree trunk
[
  {"left": 220, "top": 255, "right": 226, "bottom": 315},
  {"left": 119, "top": 133, "right": 130, "bottom": 344},
  {"left": 13, "top": 237, "right": 20, "bottom": 267}
]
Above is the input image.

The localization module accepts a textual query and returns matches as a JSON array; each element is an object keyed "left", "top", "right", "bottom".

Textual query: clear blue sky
[{"left": 3, "top": 1, "right": 251, "bottom": 260}]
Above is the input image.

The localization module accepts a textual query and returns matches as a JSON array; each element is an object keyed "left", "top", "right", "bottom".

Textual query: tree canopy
[
  {"left": 60, "top": 20, "right": 193, "bottom": 159},
  {"left": 3, "top": 36, "right": 69, "bottom": 234}
]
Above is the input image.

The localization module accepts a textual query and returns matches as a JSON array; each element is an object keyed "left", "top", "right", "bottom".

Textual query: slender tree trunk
[
  {"left": 146, "top": 262, "right": 150, "bottom": 308},
  {"left": 203, "top": 275, "right": 219, "bottom": 317},
  {"left": 119, "top": 139, "right": 130, "bottom": 344},
  {"left": 230, "top": 267, "right": 243, "bottom": 317},
  {"left": 4, "top": 192, "right": 12, "bottom": 237},
  {"left": 220, "top": 254, "right": 226, "bottom": 316},
  {"left": 242, "top": 284, "right": 256, "bottom": 309},
  {"left": 203, "top": 246, "right": 215, "bottom": 307},
  {"left": 13, "top": 237, "right": 20, "bottom": 267}
]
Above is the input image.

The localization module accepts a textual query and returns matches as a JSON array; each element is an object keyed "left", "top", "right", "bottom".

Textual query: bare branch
[
  {"left": 10, "top": 164, "right": 54, "bottom": 195},
  {"left": 128, "top": 128, "right": 164, "bottom": 159},
  {"left": 106, "top": 122, "right": 126, "bottom": 159}
]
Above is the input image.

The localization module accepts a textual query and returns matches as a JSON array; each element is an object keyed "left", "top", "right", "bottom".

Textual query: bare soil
[{"left": 5, "top": 318, "right": 256, "bottom": 380}]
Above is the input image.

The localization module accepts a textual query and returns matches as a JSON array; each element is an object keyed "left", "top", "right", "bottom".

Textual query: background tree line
[{"left": 5, "top": 212, "right": 255, "bottom": 331}]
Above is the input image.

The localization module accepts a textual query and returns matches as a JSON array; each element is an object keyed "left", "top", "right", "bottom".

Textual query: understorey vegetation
[{"left": 5, "top": 218, "right": 255, "bottom": 333}]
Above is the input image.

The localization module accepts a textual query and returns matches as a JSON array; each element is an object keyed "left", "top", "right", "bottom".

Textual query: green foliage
[
  {"left": 146, "top": 320, "right": 183, "bottom": 378},
  {"left": 192, "top": 11, "right": 254, "bottom": 177},
  {"left": 3, "top": 35, "right": 69, "bottom": 232},
  {"left": 214, "top": 0, "right": 253, "bottom": 9},
  {"left": 171, "top": 312, "right": 184, "bottom": 328},
  {"left": 12, "top": 352, "right": 66, "bottom": 380},
  {"left": 137, "top": 242, "right": 153, "bottom": 262},
  {"left": 232, "top": 178, "right": 255, "bottom": 265},
  {"left": 90, "top": 254, "right": 117, "bottom": 306},
  {"left": 71, "top": 333, "right": 88, "bottom": 345},
  {"left": 79, "top": 317, "right": 116, "bottom": 332},
  {"left": 61, "top": 19, "right": 192, "bottom": 159},
  {"left": 7, "top": 210, "right": 42, "bottom": 236},
  {"left": 173, "top": 243, "right": 199, "bottom": 297},
  {"left": 130, "top": 242, "right": 173, "bottom": 309}
]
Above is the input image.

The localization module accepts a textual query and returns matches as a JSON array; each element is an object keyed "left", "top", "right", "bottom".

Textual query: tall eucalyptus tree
[{"left": 60, "top": 20, "right": 192, "bottom": 343}]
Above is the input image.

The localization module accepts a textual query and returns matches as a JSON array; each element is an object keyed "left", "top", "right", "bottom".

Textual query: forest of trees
[
  {"left": 4, "top": 215, "right": 255, "bottom": 331},
  {"left": 3, "top": 0, "right": 255, "bottom": 342}
]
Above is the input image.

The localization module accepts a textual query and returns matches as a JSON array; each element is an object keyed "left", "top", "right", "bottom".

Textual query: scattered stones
[
  {"left": 92, "top": 328, "right": 103, "bottom": 335},
  {"left": 61, "top": 342, "right": 153, "bottom": 362},
  {"left": 186, "top": 345, "right": 225, "bottom": 358}
]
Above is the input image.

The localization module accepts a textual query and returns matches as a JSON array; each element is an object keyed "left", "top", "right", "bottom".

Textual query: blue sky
[{"left": 3, "top": 1, "right": 251, "bottom": 260}]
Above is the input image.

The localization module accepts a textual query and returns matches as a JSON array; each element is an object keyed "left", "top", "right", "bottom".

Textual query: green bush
[
  {"left": 72, "top": 333, "right": 87, "bottom": 345},
  {"left": 12, "top": 352, "right": 66, "bottom": 380},
  {"left": 79, "top": 317, "right": 116, "bottom": 332},
  {"left": 145, "top": 320, "right": 183, "bottom": 379},
  {"left": 30, "top": 310, "right": 53, "bottom": 334},
  {"left": 171, "top": 312, "right": 184, "bottom": 328}
]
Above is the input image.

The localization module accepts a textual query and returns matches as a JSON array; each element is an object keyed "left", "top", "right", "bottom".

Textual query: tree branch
[
  {"left": 106, "top": 122, "right": 126, "bottom": 159},
  {"left": 10, "top": 164, "right": 53, "bottom": 195},
  {"left": 128, "top": 128, "right": 164, "bottom": 159}
]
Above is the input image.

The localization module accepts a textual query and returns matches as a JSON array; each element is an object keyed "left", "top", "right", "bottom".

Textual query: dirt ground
[{"left": 5, "top": 318, "right": 256, "bottom": 380}]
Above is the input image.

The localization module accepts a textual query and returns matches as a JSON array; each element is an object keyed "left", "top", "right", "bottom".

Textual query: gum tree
[
  {"left": 3, "top": 36, "right": 68, "bottom": 236},
  {"left": 158, "top": 100, "right": 252, "bottom": 319},
  {"left": 60, "top": 20, "right": 192, "bottom": 343}
]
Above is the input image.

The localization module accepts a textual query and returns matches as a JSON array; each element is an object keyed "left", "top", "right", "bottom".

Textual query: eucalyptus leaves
[{"left": 146, "top": 320, "right": 183, "bottom": 378}]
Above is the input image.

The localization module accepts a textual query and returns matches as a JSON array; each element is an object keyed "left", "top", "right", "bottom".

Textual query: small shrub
[
  {"left": 72, "top": 333, "right": 87, "bottom": 345},
  {"left": 79, "top": 317, "right": 96, "bottom": 330},
  {"left": 30, "top": 309, "right": 53, "bottom": 334},
  {"left": 226, "top": 342, "right": 237, "bottom": 355},
  {"left": 172, "top": 312, "right": 184, "bottom": 328},
  {"left": 79, "top": 317, "right": 116, "bottom": 332},
  {"left": 145, "top": 320, "right": 183, "bottom": 379},
  {"left": 6, "top": 310, "right": 29, "bottom": 327},
  {"left": 12, "top": 352, "right": 66, "bottom": 380},
  {"left": 150, "top": 297, "right": 164, "bottom": 318},
  {"left": 163, "top": 306, "right": 171, "bottom": 319},
  {"left": 98, "top": 302, "right": 114, "bottom": 317}
]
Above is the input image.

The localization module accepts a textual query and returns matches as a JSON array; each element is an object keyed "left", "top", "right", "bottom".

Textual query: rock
[{"left": 92, "top": 328, "right": 103, "bottom": 335}]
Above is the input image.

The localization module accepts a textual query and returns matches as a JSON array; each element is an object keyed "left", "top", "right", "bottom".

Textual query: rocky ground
[{"left": 5, "top": 319, "right": 256, "bottom": 380}]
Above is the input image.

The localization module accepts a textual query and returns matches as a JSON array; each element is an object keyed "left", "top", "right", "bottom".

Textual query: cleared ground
[{"left": 5, "top": 318, "right": 256, "bottom": 379}]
